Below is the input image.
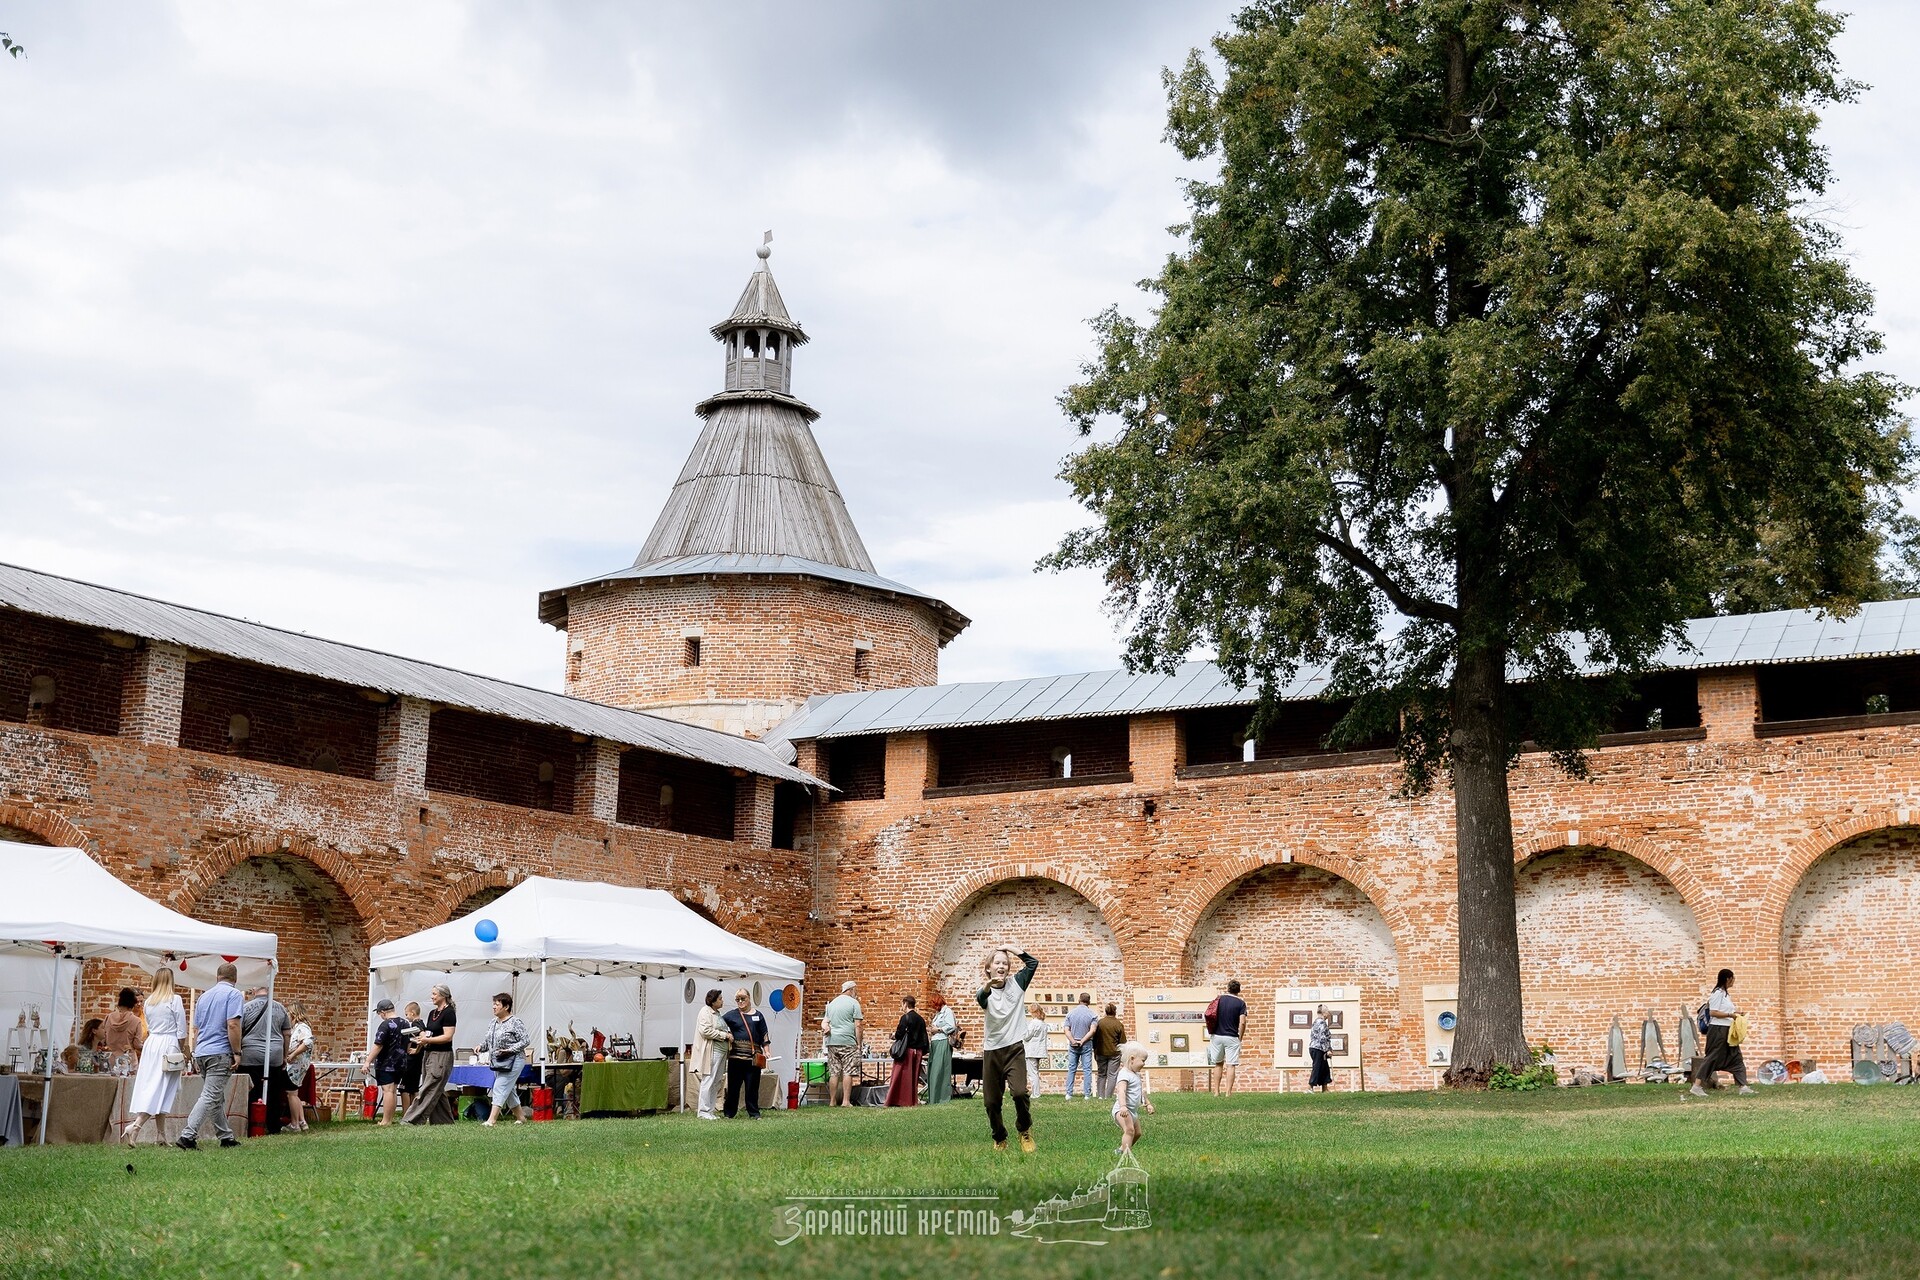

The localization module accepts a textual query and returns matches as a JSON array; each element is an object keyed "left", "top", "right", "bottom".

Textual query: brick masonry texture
[{"left": 561, "top": 576, "right": 942, "bottom": 736}]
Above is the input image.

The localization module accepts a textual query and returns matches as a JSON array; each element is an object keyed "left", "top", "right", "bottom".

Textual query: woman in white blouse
[{"left": 124, "top": 966, "right": 188, "bottom": 1145}]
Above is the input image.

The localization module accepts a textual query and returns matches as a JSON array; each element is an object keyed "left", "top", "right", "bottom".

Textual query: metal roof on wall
[
  {"left": 767, "top": 597, "right": 1920, "bottom": 744},
  {"left": 0, "top": 561, "right": 823, "bottom": 787}
]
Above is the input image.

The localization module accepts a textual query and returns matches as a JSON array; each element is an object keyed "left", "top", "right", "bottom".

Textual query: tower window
[
  {"left": 852, "top": 645, "right": 872, "bottom": 681},
  {"left": 767, "top": 334, "right": 781, "bottom": 360},
  {"left": 685, "top": 636, "right": 702, "bottom": 667},
  {"left": 1050, "top": 746, "right": 1072, "bottom": 779}
]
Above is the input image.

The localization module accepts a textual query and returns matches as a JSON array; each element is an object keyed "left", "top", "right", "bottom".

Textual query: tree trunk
[{"left": 1443, "top": 639, "right": 1531, "bottom": 1083}]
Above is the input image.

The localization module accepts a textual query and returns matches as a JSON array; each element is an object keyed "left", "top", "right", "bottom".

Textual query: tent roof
[
  {"left": 368, "top": 876, "right": 804, "bottom": 981},
  {"left": 0, "top": 842, "right": 277, "bottom": 984}
]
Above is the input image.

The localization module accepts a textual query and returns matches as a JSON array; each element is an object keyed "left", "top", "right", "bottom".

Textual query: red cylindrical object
[
  {"left": 787, "top": 1080, "right": 799, "bottom": 1110},
  {"left": 531, "top": 1086, "right": 553, "bottom": 1121},
  {"left": 362, "top": 1084, "right": 378, "bottom": 1119},
  {"left": 248, "top": 1098, "right": 266, "bottom": 1137}
]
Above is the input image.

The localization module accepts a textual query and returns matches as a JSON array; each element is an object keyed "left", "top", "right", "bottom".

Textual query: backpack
[
  {"left": 1696, "top": 1002, "right": 1713, "bottom": 1036},
  {"left": 1203, "top": 997, "right": 1221, "bottom": 1035}
]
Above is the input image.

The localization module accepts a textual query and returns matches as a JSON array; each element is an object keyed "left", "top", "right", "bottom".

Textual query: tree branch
[{"left": 1313, "top": 527, "right": 1459, "bottom": 624}]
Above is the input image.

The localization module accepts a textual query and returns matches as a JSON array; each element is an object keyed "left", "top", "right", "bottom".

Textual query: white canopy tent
[
  {"left": 367, "top": 876, "right": 807, "bottom": 1108},
  {"left": 0, "top": 841, "right": 279, "bottom": 1145}
]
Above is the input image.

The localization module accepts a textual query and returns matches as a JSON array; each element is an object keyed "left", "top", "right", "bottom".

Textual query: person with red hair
[{"left": 925, "top": 994, "right": 958, "bottom": 1104}]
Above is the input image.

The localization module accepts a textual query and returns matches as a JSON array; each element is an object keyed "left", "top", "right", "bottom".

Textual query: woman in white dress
[{"left": 124, "top": 966, "right": 188, "bottom": 1145}]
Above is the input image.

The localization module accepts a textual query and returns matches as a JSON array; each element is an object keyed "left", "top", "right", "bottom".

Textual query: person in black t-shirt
[
  {"left": 1208, "top": 980, "right": 1249, "bottom": 1098},
  {"left": 403, "top": 985, "right": 459, "bottom": 1125},
  {"left": 370, "top": 999, "right": 411, "bottom": 1126}
]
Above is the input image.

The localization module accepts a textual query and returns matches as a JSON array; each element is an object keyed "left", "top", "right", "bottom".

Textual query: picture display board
[
  {"left": 1273, "top": 986, "right": 1362, "bottom": 1074},
  {"left": 1028, "top": 988, "right": 1125, "bottom": 1073},
  {"left": 1131, "top": 986, "right": 1218, "bottom": 1071},
  {"left": 1422, "top": 983, "right": 1459, "bottom": 1070}
]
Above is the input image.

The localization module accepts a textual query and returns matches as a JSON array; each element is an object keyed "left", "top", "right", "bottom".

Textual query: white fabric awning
[
  {"left": 0, "top": 841, "right": 278, "bottom": 985},
  {"left": 368, "top": 876, "right": 804, "bottom": 982}
]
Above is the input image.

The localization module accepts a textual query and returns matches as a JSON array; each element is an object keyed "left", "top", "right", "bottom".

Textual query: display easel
[{"left": 1273, "top": 985, "right": 1364, "bottom": 1092}]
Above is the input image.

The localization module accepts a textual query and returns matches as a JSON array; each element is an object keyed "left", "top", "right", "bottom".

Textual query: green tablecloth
[{"left": 578, "top": 1061, "right": 670, "bottom": 1114}]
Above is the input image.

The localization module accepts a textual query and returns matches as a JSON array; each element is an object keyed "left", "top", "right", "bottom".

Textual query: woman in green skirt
[{"left": 925, "top": 994, "right": 957, "bottom": 1103}]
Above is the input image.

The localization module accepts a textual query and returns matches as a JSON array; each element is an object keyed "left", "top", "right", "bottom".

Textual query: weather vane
[{"left": 758, "top": 229, "right": 772, "bottom": 261}]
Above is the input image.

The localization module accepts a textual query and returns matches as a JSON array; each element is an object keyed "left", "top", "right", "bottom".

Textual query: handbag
[
  {"left": 889, "top": 1035, "right": 908, "bottom": 1062},
  {"left": 161, "top": 1051, "right": 186, "bottom": 1074},
  {"left": 747, "top": 1013, "right": 767, "bottom": 1069}
]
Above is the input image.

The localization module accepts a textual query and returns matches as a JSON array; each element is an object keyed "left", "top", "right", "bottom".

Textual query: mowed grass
[{"left": 4, "top": 1085, "right": 1920, "bottom": 1279}]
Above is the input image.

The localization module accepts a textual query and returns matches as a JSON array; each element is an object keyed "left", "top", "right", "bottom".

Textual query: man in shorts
[
  {"left": 1208, "top": 979, "right": 1248, "bottom": 1098},
  {"left": 821, "top": 980, "right": 863, "bottom": 1106}
]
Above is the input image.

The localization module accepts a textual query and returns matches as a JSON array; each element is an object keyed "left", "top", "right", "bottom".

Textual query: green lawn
[{"left": 4, "top": 1085, "right": 1918, "bottom": 1278}]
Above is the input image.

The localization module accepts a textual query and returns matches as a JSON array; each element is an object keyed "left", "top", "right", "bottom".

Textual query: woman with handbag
[
  {"left": 282, "top": 1002, "right": 315, "bottom": 1133},
  {"left": 692, "top": 989, "right": 732, "bottom": 1120},
  {"left": 720, "top": 988, "right": 770, "bottom": 1119},
  {"left": 475, "top": 991, "right": 531, "bottom": 1126},
  {"left": 883, "top": 995, "right": 930, "bottom": 1107},
  {"left": 123, "top": 966, "right": 187, "bottom": 1145}
]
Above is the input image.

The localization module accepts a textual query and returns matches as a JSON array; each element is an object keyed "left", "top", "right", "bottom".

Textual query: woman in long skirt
[
  {"left": 925, "top": 995, "right": 957, "bottom": 1104},
  {"left": 1307, "top": 1005, "right": 1334, "bottom": 1092},
  {"left": 124, "top": 966, "right": 187, "bottom": 1144},
  {"left": 884, "top": 996, "right": 930, "bottom": 1107}
]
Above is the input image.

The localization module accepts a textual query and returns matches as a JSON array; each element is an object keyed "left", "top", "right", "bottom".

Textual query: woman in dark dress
[{"left": 884, "top": 995, "right": 931, "bottom": 1107}]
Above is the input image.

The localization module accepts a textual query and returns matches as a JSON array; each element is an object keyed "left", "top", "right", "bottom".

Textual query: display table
[
  {"left": 579, "top": 1061, "right": 669, "bottom": 1115},
  {"left": 17, "top": 1073, "right": 249, "bottom": 1145},
  {"left": 448, "top": 1064, "right": 497, "bottom": 1090},
  {"left": 0, "top": 1074, "right": 22, "bottom": 1147}
]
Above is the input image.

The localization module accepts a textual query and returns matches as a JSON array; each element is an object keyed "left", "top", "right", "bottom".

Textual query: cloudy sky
[{"left": 2, "top": 2, "right": 1916, "bottom": 694}]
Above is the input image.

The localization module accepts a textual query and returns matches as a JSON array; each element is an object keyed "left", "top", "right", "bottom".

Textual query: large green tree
[{"left": 1052, "top": 0, "right": 1910, "bottom": 1078}]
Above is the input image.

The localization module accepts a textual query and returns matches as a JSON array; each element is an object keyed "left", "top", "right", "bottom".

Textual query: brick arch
[
  {"left": 1760, "top": 807, "right": 1913, "bottom": 929},
  {"left": 910, "top": 863, "right": 1125, "bottom": 979},
  {"left": 0, "top": 802, "right": 91, "bottom": 850},
  {"left": 428, "top": 871, "right": 521, "bottom": 925},
  {"left": 1165, "top": 848, "right": 1416, "bottom": 973},
  {"left": 171, "top": 832, "right": 386, "bottom": 940},
  {"left": 1513, "top": 829, "right": 1718, "bottom": 950}
]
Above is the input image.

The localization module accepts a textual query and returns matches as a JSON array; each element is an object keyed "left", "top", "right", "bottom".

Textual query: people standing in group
[
  {"left": 475, "top": 991, "right": 530, "bottom": 1126},
  {"left": 821, "top": 980, "right": 862, "bottom": 1108},
  {"left": 1307, "top": 1003, "right": 1333, "bottom": 1092},
  {"left": 177, "top": 961, "right": 244, "bottom": 1150},
  {"left": 1094, "top": 1003, "right": 1127, "bottom": 1099},
  {"left": 977, "top": 942, "right": 1039, "bottom": 1152},
  {"left": 1023, "top": 1003, "right": 1050, "bottom": 1098},
  {"left": 692, "top": 989, "right": 731, "bottom": 1120},
  {"left": 1064, "top": 993, "right": 1099, "bottom": 1101},
  {"left": 403, "top": 985, "right": 459, "bottom": 1125},
  {"left": 238, "top": 985, "right": 292, "bottom": 1134},
  {"left": 1690, "top": 968, "right": 1755, "bottom": 1097},
  {"left": 99, "top": 988, "right": 147, "bottom": 1062},
  {"left": 722, "top": 988, "right": 770, "bottom": 1119},
  {"left": 398, "top": 1000, "right": 427, "bottom": 1113},
  {"left": 370, "top": 998, "right": 411, "bottom": 1126},
  {"left": 1112, "top": 1042, "right": 1153, "bottom": 1157},
  {"left": 925, "top": 995, "right": 957, "bottom": 1104},
  {"left": 125, "top": 966, "right": 186, "bottom": 1146},
  {"left": 884, "top": 995, "right": 929, "bottom": 1107},
  {"left": 282, "top": 1001, "right": 315, "bottom": 1133},
  {"left": 1210, "top": 980, "right": 1248, "bottom": 1098}
]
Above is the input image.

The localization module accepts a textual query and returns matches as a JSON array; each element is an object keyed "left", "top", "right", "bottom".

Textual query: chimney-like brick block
[
  {"left": 374, "top": 696, "right": 432, "bottom": 796},
  {"left": 735, "top": 774, "right": 775, "bottom": 849},
  {"left": 118, "top": 644, "right": 188, "bottom": 746},
  {"left": 1699, "top": 670, "right": 1759, "bottom": 742},
  {"left": 1129, "top": 713, "right": 1183, "bottom": 788},
  {"left": 575, "top": 739, "right": 622, "bottom": 822}
]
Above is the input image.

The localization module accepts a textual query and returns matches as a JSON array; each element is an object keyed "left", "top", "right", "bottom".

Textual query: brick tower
[{"left": 540, "top": 238, "right": 967, "bottom": 737}]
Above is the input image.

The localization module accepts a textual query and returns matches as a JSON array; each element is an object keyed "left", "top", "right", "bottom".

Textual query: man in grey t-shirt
[{"left": 820, "top": 980, "right": 863, "bottom": 1106}]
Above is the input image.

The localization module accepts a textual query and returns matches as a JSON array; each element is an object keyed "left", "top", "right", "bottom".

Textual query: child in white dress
[
  {"left": 1112, "top": 1042, "right": 1153, "bottom": 1156},
  {"left": 124, "top": 966, "right": 187, "bottom": 1145}
]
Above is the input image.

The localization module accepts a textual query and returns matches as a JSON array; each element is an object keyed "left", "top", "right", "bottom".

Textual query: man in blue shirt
[
  {"left": 1208, "top": 980, "right": 1249, "bottom": 1099},
  {"left": 178, "top": 962, "right": 244, "bottom": 1149},
  {"left": 1063, "top": 993, "right": 1099, "bottom": 1101}
]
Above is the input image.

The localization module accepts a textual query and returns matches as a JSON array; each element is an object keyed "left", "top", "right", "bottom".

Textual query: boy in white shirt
[{"left": 975, "top": 942, "right": 1039, "bottom": 1152}]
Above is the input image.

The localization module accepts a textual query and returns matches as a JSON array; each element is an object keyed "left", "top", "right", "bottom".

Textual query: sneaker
[
  {"left": 219, "top": 1138, "right": 240, "bottom": 1148},
  {"left": 1689, "top": 1084, "right": 1708, "bottom": 1098},
  {"left": 1738, "top": 1086, "right": 1756, "bottom": 1096},
  {"left": 993, "top": 1138, "right": 1008, "bottom": 1151},
  {"left": 1019, "top": 1132, "right": 1036, "bottom": 1154},
  {"left": 696, "top": 1112, "right": 717, "bottom": 1121},
  {"left": 174, "top": 1136, "right": 197, "bottom": 1151}
]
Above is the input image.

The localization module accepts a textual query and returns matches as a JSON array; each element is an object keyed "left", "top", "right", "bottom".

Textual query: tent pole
[
  {"left": 539, "top": 960, "right": 548, "bottom": 1088},
  {"left": 678, "top": 979, "right": 686, "bottom": 1114},
  {"left": 39, "top": 947, "right": 61, "bottom": 1145},
  {"left": 262, "top": 966, "right": 277, "bottom": 1122}
]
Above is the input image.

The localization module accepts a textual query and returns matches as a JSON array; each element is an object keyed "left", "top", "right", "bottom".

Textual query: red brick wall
[
  {"left": 929, "top": 878, "right": 1125, "bottom": 1044},
  {"left": 425, "top": 709, "right": 578, "bottom": 813},
  {"left": 1184, "top": 863, "right": 1400, "bottom": 1090},
  {"left": 181, "top": 658, "right": 383, "bottom": 778},
  {"left": 615, "top": 748, "right": 736, "bottom": 841},
  {"left": 1782, "top": 827, "right": 1920, "bottom": 1069},
  {"left": 561, "top": 576, "right": 942, "bottom": 729},
  {"left": 1515, "top": 847, "right": 1703, "bottom": 1073},
  {"left": 193, "top": 854, "right": 370, "bottom": 1061},
  {"left": 932, "top": 718, "right": 1130, "bottom": 789},
  {"left": 0, "top": 614, "right": 128, "bottom": 737}
]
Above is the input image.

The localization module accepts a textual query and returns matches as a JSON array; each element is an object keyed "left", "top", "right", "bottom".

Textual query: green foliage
[
  {"left": 1489, "top": 1044, "right": 1561, "bottom": 1091},
  {"left": 1050, "top": 0, "right": 1912, "bottom": 779}
]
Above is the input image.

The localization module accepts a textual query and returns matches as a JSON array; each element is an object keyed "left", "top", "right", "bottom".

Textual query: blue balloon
[
  {"left": 769, "top": 989, "right": 784, "bottom": 1012},
  {"left": 474, "top": 918, "right": 499, "bottom": 943}
]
